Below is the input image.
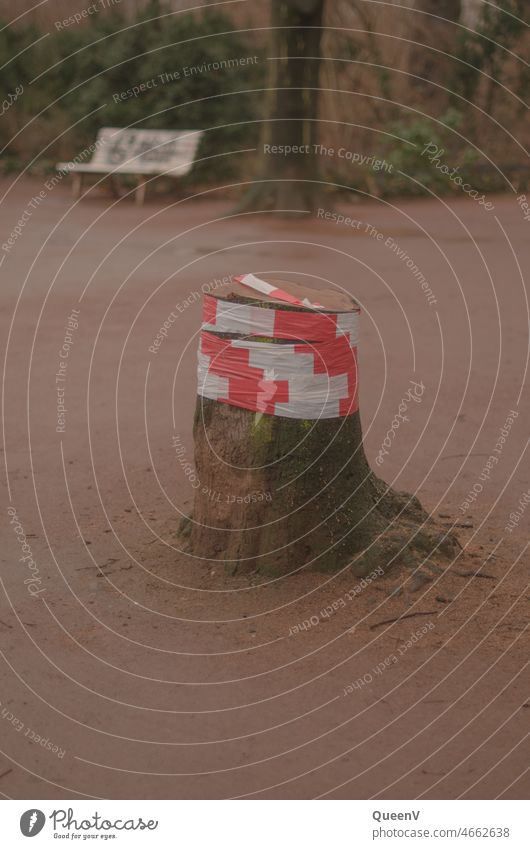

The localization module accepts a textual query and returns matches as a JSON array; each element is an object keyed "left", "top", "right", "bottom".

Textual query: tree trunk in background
[
  {"left": 408, "top": 0, "right": 462, "bottom": 98},
  {"left": 237, "top": 0, "right": 326, "bottom": 213}
]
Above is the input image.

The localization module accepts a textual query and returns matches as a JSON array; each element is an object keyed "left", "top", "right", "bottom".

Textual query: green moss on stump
[{"left": 184, "top": 398, "right": 457, "bottom": 577}]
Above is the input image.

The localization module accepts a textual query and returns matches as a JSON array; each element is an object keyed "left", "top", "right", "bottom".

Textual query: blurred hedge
[
  {"left": 0, "top": 0, "right": 263, "bottom": 183},
  {"left": 2, "top": 0, "right": 528, "bottom": 199}
]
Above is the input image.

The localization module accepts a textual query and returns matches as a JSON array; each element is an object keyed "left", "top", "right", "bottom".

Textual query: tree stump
[{"left": 181, "top": 277, "right": 456, "bottom": 577}]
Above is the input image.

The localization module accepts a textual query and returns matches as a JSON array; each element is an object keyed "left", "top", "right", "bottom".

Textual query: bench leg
[
  {"left": 135, "top": 176, "right": 147, "bottom": 206},
  {"left": 72, "top": 173, "right": 83, "bottom": 199},
  {"left": 107, "top": 174, "right": 121, "bottom": 198}
]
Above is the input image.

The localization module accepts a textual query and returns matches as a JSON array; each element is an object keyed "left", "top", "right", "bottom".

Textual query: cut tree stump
[{"left": 180, "top": 277, "right": 457, "bottom": 577}]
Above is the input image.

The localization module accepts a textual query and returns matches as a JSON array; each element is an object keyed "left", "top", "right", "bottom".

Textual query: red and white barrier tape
[
  {"left": 202, "top": 295, "right": 359, "bottom": 343},
  {"left": 197, "top": 276, "right": 359, "bottom": 420},
  {"left": 234, "top": 272, "right": 325, "bottom": 308}
]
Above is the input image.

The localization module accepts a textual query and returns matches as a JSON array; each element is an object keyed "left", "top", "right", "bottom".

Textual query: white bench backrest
[{"left": 91, "top": 128, "right": 202, "bottom": 173}]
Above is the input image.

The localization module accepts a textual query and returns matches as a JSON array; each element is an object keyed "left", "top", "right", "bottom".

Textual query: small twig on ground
[
  {"left": 369, "top": 610, "right": 438, "bottom": 630},
  {"left": 454, "top": 569, "right": 496, "bottom": 580}
]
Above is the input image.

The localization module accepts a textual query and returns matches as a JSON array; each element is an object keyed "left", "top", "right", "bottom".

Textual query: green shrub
[
  {"left": 450, "top": 0, "right": 529, "bottom": 109},
  {"left": 0, "top": 0, "right": 263, "bottom": 183},
  {"left": 377, "top": 110, "right": 479, "bottom": 197}
]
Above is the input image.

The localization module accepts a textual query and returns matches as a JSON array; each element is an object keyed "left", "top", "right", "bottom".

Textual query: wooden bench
[{"left": 57, "top": 127, "right": 203, "bottom": 205}]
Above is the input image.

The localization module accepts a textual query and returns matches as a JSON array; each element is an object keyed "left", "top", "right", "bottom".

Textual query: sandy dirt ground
[{"left": 1, "top": 175, "right": 528, "bottom": 800}]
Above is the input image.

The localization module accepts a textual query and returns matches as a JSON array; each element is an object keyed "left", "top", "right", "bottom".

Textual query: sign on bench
[{"left": 57, "top": 127, "right": 203, "bottom": 204}]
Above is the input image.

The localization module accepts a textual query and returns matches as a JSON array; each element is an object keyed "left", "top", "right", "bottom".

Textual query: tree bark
[
  {"left": 237, "top": 0, "right": 326, "bottom": 213},
  {"left": 408, "top": 0, "right": 462, "bottom": 97},
  {"left": 181, "top": 293, "right": 456, "bottom": 577}
]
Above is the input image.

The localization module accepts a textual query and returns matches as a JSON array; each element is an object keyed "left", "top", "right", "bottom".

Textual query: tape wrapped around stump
[{"left": 180, "top": 277, "right": 457, "bottom": 576}]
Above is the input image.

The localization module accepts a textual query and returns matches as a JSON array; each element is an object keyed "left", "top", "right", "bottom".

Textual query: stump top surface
[{"left": 212, "top": 276, "right": 359, "bottom": 313}]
